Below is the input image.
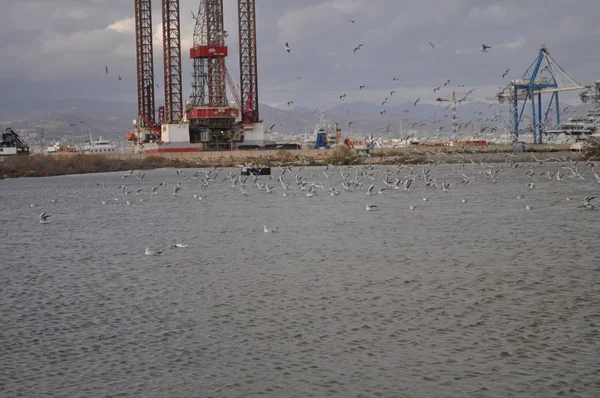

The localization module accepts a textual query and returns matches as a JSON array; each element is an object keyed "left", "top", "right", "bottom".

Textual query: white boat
[
  {"left": 79, "top": 135, "right": 117, "bottom": 154},
  {"left": 544, "top": 107, "right": 600, "bottom": 144}
]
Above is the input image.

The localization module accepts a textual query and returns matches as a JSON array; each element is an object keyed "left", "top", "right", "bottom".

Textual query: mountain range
[{"left": 1, "top": 97, "right": 592, "bottom": 147}]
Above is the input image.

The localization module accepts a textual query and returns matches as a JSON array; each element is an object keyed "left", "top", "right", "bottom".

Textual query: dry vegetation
[
  {"left": 0, "top": 154, "right": 193, "bottom": 179},
  {"left": 582, "top": 137, "right": 600, "bottom": 161}
]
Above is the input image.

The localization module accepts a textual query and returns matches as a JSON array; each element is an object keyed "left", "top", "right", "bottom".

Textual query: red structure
[
  {"left": 162, "top": 0, "right": 183, "bottom": 124},
  {"left": 134, "top": 0, "right": 156, "bottom": 127},
  {"left": 190, "top": 0, "right": 229, "bottom": 108},
  {"left": 133, "top": 0, "right": 261, "bottom": 148},
  {"left": 238, "top": 0, "right": 259, "bottom": 123}
]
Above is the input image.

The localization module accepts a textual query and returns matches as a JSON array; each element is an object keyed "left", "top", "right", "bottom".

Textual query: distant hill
[{"left": 1, "top": 97, "right": 595, "bottom": 148}]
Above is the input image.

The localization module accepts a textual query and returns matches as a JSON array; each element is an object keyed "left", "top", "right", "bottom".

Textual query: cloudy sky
[{"left": 1, "top": 0, "right": 599, "bottom": 110}]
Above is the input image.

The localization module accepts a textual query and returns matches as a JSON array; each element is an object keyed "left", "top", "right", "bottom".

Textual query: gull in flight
[
  {"left": 481, "top": 44, "right": 491, "bottom": 52},
  {"left": 39, "top": 210, "right": 51, "bottom": 224},
  {"left": 578, "top": 196, "right": 597, "bottom": 210},
  {"left": 429, "top": 42, "right": 435, "bottom": 51},
  {"left": 285, "top": 42, "right": 291, "bottom": 53},
  {"left": 353, "top": 44, "right": 364, "bottom": 54},
  {"left": 502, "top": 69, "right": 511, "bottom": 78},
  {"left": 264, "top": 225, "right": 278, "bottom": 233},
  {"left": 414, "top": 98, "right": 420, "bottom": 106},
  {"left": 145, "top": 248, "right": 162, "bottom": 256}
]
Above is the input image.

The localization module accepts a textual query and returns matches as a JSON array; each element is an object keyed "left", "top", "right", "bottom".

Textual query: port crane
[{"left": 496, "top": 46, "right": 588, "bottom": 143}]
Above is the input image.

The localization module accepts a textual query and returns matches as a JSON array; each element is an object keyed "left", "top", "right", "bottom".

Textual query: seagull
[
  {"left": 502, "top": 69, "right": 511, "bottom": 78},
  {"left": 339, "top": 93, "right": 348, "bottom": 100},
  {"left": 145, "top": 248, "right": 162, "bottom": 256},
  {"left": 173, "top": 186, "right": 181, "bottom": 196},
  {"left": 444, "top": 79, "right": 451, "bottom": 86},
  {"left": 409, "top": 205, "right": 416, "bottom": 210},
  {"left": 392, "top": 77, "right": 400, "bottom": 82},
  {"left": 174, "top": 243, "right": 188, "bottom": 248},
  {"left": 39, "top": 210, "right": 51, "bottom": 224},
  {"left": 525, "top": 205, "right": 533, "bottom": 210},
  {"left": 353, "top": 44, "right": 364, "bottom": 54},
  {"left": 267, "top": 123, "right": 276, "bottom": 132},
  {"left": 527, "top": 182, "right": 535, "bottom": 189},
  {"left": 414, "top": 98, "right": 420, "bottom": 106},
  {"left": 285, "top": 42, "right": 291, "bottom": 53},
  {"left": 105, "top": 65, "right": 108, "bottom": 75},
  {"left": 263, "top": 225, "right": 278, "bottom": 233},
  {"left": 481, "top": 44, "right": 491, "bottom": 52},
  {"left": 348, "top": 19, "right": 355, "bottom": 23},
  {"left": 118, "top": 76, "right": 122, "bottom": 80},
  {"left": 579, "top": 196, "right": 597, "bottom": 210},
  {"left": 433, "top": 87, "right": 441, "bottom": 92},
  {"left": 366, "top": 184, "right": 374, "bottom": 195},
  {"left": 429, "top": 42, "right": 435, "bottom": 50},
  {"left": 390, "top": 90, "right": 396, "bottom": 96},
  {"left": 287, "top": 101, "right": 294, "bottom": 106},
  {"left": 461, "top": 198, "right": 468, "bottom": 203},
  {"left": 365, "top": 204, "right": 378, "bottom": 211},
  {"left": 359, "top": 85, "right": 366, "bottom": 89}
]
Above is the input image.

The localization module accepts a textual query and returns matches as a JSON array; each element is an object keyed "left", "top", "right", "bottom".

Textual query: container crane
[{"left": 496, "top": 46, "right": 588, "bottom": 143}]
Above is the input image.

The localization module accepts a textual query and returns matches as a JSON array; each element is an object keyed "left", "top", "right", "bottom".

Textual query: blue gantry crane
[{"left": 497, "top": 46, "right": 588, "bottom": 143}]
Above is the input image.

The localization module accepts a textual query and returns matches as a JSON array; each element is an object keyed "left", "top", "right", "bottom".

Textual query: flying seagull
[
  {"left": 285, "top": 42, "right": 291, "bottom": 53},
  {"left": 353, "top": 44, "right": 364, "bottom": 54},
  {"left": 502, "top": 68, "right": 511, "bottom": 78},
  {"left": 392, "top": 77, "right": 400, "bottom": 82},
  {"left": 339, "top": 94, "right": 347, "bottom": 100},
  {"left": 267, "top": 123, "right": 276, "bottom": 132},
  {"left": 579, "top": 195, "right": 597, "bottom": 210},
  {"left": 414, "top": 98, "right": 420, "bottom": 106},
  {"left": 287, "top": 101, "right": 294, "bottom": 106},
  {"left": 359, "top": 85, "right": 365, "bottom": 89},
  {"left": 429, "top": 42, "right": 435, "bottom": 50},
  {"left": 105, "top": 65, "right": 108, "bottom": 75},
  {"left": 39, "top": 210, "right": 51, "bottom": 224},
  {"left": 118, "top": 76, "right": 122, "bottom": 80},
  {"left": 481, "top": 44, "right": 491, "bottom": 52},
  {"left": 390, "top": 90, "right": 396, "bottom": 96},
  {"left": 348, "top": 19, "right": 355, "bottom": 23}
]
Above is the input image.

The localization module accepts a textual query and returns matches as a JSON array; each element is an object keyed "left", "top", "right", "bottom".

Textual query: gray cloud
[{"left": 1, "top": 0, "right": 598, "bottom": 112}]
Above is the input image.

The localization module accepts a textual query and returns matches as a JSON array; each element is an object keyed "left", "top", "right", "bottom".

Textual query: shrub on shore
[
  {"left": 324, "top": 146, "right": 361, "bottom": 165},
  {"left": 582, "top": 137, "right": 600, "bottom": 161}
]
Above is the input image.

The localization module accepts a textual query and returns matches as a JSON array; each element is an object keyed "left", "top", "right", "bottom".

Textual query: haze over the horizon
[{"left": 1, "top": 0, "right": 598, "bottom": 110}]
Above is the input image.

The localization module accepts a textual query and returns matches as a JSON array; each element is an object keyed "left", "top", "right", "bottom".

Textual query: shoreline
[{"left": 0, "top": 146, "right": 586, "bottom": 180}]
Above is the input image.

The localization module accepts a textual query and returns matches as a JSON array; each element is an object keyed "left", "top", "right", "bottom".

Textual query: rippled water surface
[{"left": 1, "top": 162, "right": 599, "bottom": 397}]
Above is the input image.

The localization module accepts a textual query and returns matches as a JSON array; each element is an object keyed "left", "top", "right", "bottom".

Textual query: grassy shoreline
[{"left": 0, "top": 146, "right": 583, "bottom": 180}]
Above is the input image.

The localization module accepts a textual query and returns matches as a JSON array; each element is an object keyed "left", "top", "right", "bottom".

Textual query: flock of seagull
[
  {"left": 281, "top": 19, "right": 514, "bottom": 137},
  {"left": 34, "top": 153, "right": 599, "bottom": 256}
]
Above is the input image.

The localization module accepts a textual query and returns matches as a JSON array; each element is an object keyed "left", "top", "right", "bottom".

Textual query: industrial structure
[
  {"left": 497, "top": 46, "right": 588, "bottom": 143},
  {"left": 129, "top": 0, "right": 264, "bottom": 152}
]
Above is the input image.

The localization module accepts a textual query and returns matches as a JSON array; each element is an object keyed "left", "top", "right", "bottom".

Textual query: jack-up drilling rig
[{"left": 128, "top": 0, "right": 264, "bottom": 153}]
